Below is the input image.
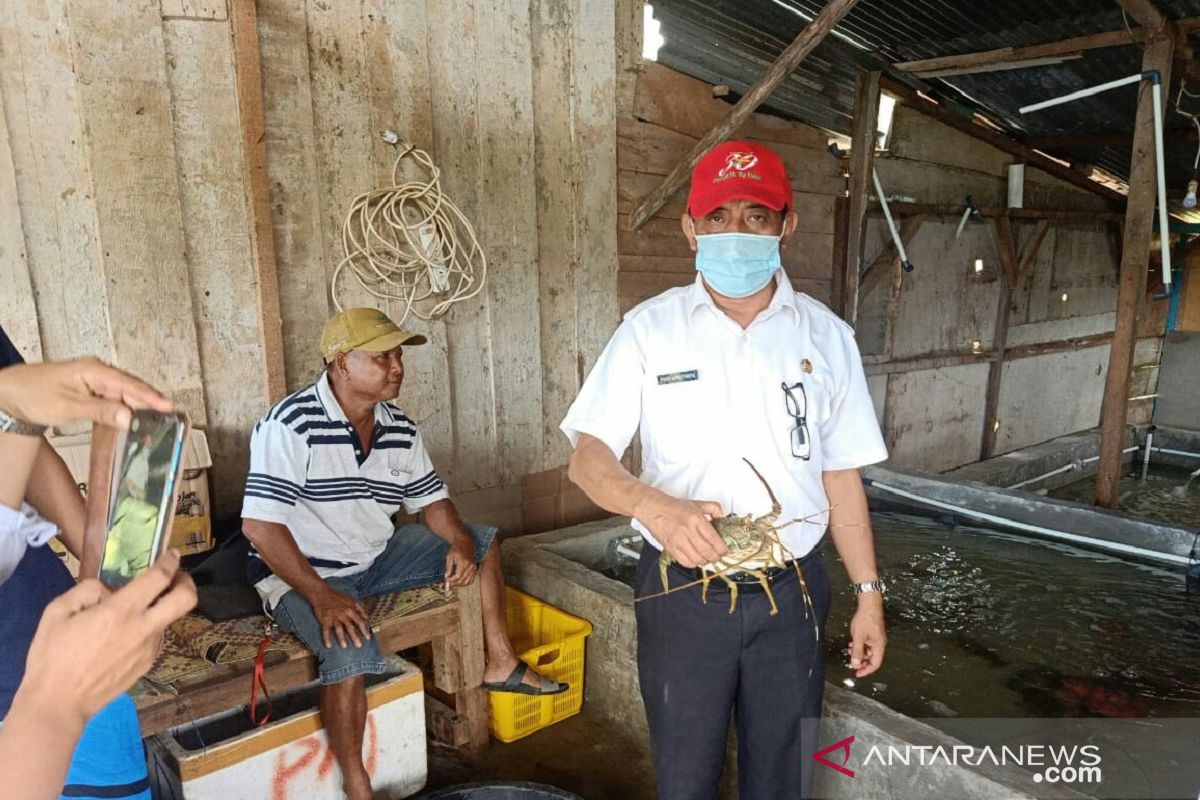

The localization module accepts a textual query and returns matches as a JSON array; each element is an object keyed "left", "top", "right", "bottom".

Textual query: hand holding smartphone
[{"left": 82, "top": 411, "right": 190, "bottom": 588}]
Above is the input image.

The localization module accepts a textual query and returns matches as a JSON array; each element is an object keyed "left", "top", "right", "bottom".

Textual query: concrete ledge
[
  {"left": 943, "top": 428, "right": 1135, "bottom": 491},
  {"left": 864, "top": 463, "right": 1198, "bottom": 566}
]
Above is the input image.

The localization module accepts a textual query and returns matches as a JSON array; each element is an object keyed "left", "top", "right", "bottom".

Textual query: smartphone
[{"left": 93, "top": 410, "right": 190, "bottom": 588}]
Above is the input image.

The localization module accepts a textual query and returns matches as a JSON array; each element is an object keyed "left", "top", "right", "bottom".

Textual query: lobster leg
[
  {"left": 792, "top": 561, "right": 819, "bottom": 643},
  {"left": 717, "top": 572, "right": 740, "bottom": 613},
  {"left": 755, "top": 571, "right": 779, "bottom": 616}
]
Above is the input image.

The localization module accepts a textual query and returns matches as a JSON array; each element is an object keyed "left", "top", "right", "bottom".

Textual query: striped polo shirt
[{"left": 241, "top": 372, "right": 449, "bottom": 609}]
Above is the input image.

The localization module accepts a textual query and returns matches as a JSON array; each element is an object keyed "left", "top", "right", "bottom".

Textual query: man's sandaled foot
[{"left": 482, "top": 661, "right": 568, "bottom": 696}]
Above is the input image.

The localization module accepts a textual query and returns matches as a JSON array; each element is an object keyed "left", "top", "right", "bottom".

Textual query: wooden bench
[{"left": 134, "top": 581, "right": 489, "bottom": 761}]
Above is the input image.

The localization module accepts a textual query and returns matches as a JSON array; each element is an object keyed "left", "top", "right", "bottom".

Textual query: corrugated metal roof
[{"left": 650, "top": 0, "right": 1200, "bottom": 221}]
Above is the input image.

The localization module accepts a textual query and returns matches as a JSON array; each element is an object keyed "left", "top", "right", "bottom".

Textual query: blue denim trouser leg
[{"left": 272, "top": 522, "right": 498, "bottom": 685}]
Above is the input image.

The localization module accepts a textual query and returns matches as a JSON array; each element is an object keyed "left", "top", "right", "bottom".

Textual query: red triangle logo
[{"left": 812, "top": 735, "right": 855, "bottom": 778}]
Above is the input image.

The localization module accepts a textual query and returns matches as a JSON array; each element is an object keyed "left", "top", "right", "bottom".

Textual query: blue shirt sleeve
[{"left": 0, "top": 325, "right": 24, "bottom": 368}]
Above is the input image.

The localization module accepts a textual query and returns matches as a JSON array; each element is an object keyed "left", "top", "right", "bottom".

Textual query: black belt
[{"left": 660, "top": 545, "right": 822, "bottom": 590}]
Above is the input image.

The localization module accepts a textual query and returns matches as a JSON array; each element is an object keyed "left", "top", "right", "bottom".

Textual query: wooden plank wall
[
  {"left": 617, "top": 62, "right": 842, "bottom": 312},
  {"left": 0, "top": 0, "right": 620, "bottom": 527},
  {"left": 866, "top": 105, "right": 1166, "bottom": 472}
]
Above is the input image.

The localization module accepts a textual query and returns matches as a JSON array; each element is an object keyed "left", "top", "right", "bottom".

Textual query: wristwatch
[
  {"left": 850, "top": 579, "right": 886, "bottom": 596},
  {"left": 0, "top": 407, "right": 47, "bottom": 437}
]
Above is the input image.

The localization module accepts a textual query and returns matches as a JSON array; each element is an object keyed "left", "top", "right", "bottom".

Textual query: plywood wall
[{"left": 0, "top": 0, "right": 619, "bottom": 526}]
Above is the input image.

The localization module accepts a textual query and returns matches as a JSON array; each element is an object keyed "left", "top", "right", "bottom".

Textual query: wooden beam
[
  {"left": 627, "top": 0, "right": 861, "bottom": 230},
  {"left": 869, "top": 200, "right": 1125, "bottom": 223},
  {"left": 1004, "top": 332, "right": 1118, "bottom": 360},
  {"left": 230, "top": 0, "right": 287, "bottom": 403},
  {"left": 1025, "top": 128, "right": 1197, "bottom": 150},
  {"left": 861, "top": 331, "right": 1135, "bottom": 376},
  {"left": 1116, "top": 0, "right": 1166, "bottom": 30},
  {"left": 845, "top": 70, "right": 881, "bottom": 324},
  {"left": 893, "top": 19, "right": 1180, "bottom": 75},
  {"left": 1096, "top": 30, "right": 1175, "bottom": 508},
  {"left": 912, "top": 54, "right": 1082, "bottom": 80},
  {"left": 879, "top": 74, "right": 1128, "bottom": 206},
  {"left": 991, "top": 216, "right": 1018, "bottom": 288},
  {"left": 1016, "top": 219, "right": 1052, "bottom": 285},
  {"left": 860, "top": 215, "right": 924, "bottom": 300}
]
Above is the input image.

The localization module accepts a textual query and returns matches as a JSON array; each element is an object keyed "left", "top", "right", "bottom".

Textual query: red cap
[{"left": 687, "top": 140, "right": 792, "bottom": 218}]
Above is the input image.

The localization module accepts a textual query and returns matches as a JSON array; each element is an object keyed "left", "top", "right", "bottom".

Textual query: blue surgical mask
[{"left": 694, "top": 233, "right": 781, "bottom": 298}]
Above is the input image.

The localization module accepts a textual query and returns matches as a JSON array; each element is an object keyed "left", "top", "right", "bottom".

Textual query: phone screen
[{"left": 98, "top": 411, "right": 188, "bottom": 588}]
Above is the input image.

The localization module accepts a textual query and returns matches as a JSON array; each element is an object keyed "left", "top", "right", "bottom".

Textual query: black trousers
[{"left": 634, "top": 543, "right": 831, "bottom": 800}]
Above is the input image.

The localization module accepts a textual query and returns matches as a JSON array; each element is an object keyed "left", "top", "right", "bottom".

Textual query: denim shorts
[{"left": 272, "top": 522, "right": 497, "bottom": 685}]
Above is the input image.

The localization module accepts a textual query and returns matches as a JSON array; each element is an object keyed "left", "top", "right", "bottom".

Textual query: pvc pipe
[
  {"left": 615, "top": 543, "right": 641, "bottom": 562},
  {"left": 872, "top": 168, "right": 913, "bottom": 272},
  {"left": 1150, "top": 447, "right": 1200, "bottom": 460},
  {"left": 1141, "top": 430, "right": 1155, "bottom": 482},
  {"left": 1018, "top": 73, "right": 1144, "bottom": 114},
  {"left": 955, "top": 206, "right": 972, "bottom": 239},
  {"left": 1151, "top": 80, "right": 1172, "bottom": 287},
  {"left": 1005, "top": 446, "right": 1138, "bottom": 490},
  {"left": 1020, "top": 71, "right": 1171, "bottom": 287},
  {"left": 866, "top": 479, "right": 1191, "bottom": 567},
  {"left": 1007, "top": 164, "right": 1025, "bottom": 209}
]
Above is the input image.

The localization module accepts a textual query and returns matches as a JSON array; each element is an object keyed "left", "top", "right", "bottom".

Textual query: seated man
[{"left": 242, "top": 308, "right": 564, "bottom": 800}]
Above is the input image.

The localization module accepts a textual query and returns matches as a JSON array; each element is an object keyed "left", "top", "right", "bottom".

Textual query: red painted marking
[
  {"left": 364, "top": 714, "right": 379, "bottom": 777},
  {"left": 272, "top": 738, "right": 321, "bottom": 800},
  {"left": 316, "top": 739, "right": 337, "bottom": 780},
  {"left": 812, "top": 735, "right": 856, "bottom": 778},
  {"left": 269, "top": 710, "right": 384, "bottom": 798}
]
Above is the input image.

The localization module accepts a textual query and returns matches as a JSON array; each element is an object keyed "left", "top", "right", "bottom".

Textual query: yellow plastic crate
[{"left": 488, "top": 588, "right": 593, "bottom": 743}]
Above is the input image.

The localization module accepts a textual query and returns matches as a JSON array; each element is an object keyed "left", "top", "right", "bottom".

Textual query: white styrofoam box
[{"left": 148, "top": 657, "right": 426, "bottom": 800}]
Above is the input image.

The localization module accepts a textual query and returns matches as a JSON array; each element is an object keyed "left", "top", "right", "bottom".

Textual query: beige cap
[{"left": 319, "top": 308, "right": 427, "bottom": 362}]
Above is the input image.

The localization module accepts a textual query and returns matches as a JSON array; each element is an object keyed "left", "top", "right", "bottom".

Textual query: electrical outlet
[{"left": 417, "top": 222, "right": 451, "bottom": 292}]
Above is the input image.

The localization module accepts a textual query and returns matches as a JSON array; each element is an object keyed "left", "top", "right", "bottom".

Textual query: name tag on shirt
[{"left": 657, "top": 369, "right": 698, "bottom": 385}]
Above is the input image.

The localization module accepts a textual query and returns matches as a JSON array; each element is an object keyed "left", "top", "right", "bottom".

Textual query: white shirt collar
[
  {"left": 315, "top": 371, "right": 348, "bottom": 422},
  {"left": 687, "top": 269, "right": 801, "bottom": 324},
  {"left": 315, "top": 371, "right": 388, "bottom": 425}
]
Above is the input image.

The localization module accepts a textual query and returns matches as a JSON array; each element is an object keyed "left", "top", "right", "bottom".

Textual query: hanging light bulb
[{"left": 1185, "top": 178, "right": 1198, "bottom": 210}]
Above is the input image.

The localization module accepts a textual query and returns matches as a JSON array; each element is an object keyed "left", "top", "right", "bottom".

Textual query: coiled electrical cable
[{"left": 332, "top": 136, "right": 487, "bottom": 323}]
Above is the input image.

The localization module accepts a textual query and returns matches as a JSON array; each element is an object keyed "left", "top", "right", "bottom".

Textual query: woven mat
[{"left": 145, "top": 584, "right": 451, "bottom": 686}]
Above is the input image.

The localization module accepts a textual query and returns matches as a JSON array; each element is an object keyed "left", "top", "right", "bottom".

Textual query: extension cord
[{"left": 332, "top": 133, "right": 487, "bottom": 323}]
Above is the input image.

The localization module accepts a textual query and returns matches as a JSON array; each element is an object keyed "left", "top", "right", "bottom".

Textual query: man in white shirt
[
  {"left": 563, "top": 141, "right": 888, "bottom": 799},
  {"left": 242, "top": 308, "right": 564, "bottom": 800}
]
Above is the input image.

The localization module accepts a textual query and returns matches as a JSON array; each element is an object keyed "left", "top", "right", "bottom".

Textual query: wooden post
[
  {"left": 830, "top": 195, "right": 849, "bottom": 315},
  {"left": 432, "top": 580, "right": 489, "bottom": 761},
  {"left": 1096, "top": 31, "right": 1175, "bottom": 508},
  {"left": 981, "top": 216, "right": 1017, "bottom": 458},
  {"left": 1179, "top": 236, "right": 1200, "bottom": 331},
  {"left": 627, "top": 0, "right": 861, "bottom": 230},
  {"left": 1115, "top": 0, "right": 1166, "bottom": 29},
  {"left": 230, "top": 0, "right": 288, "bottom": 403},
  {"left": 844, "top": 70, "right": 881, "bottom": 324}
]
